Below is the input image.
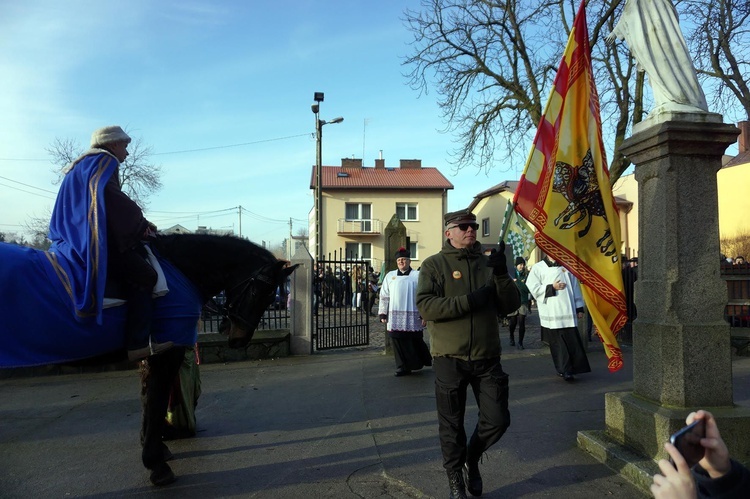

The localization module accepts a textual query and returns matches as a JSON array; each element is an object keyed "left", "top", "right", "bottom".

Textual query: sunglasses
[{"left": 448, "top": 223, "right": 479, "bottom": 231}]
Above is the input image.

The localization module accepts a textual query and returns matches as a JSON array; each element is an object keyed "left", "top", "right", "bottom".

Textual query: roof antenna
[{"left": 362, "top": 118, "right": 369, "bottom": 164}]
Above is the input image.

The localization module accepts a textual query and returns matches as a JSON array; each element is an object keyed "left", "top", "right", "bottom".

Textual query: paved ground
[{"left": 2, "top": 312, "right": 749, "bottom": 498}]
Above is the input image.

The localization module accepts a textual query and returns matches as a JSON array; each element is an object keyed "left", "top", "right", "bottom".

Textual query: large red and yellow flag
[{"left": 513, "top": 0, "right": 627, "bottom": 372}]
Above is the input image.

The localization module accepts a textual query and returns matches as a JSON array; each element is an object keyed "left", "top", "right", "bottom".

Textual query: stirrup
[
  {"left": 127, "top": 346, "right": 151, "bottom": 361},
  {"left": 150, "top": 341, "right": 174, "bottom": 355}
]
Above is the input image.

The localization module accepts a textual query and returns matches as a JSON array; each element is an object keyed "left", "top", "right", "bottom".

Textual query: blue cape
[
  {"left": 48, "top": 151, "right": 117, "bottom": 324},
  {"left": 0, "top": 242, "right": 201, "bottom": 368},
  {"left": 2, "top": 152, "right": 202, "bottom": 368}
]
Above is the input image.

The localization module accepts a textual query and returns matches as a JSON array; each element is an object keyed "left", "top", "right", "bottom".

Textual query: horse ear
[{"left": 283, "top": 264, "right": 300, "bottom": 278}]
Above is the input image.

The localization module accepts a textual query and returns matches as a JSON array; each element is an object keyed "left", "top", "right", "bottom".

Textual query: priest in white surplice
[
  {"left": 379, "top": 247, "right": 432, "bottom": 377},
  {"left": 527, "top": 256, "right": 591, "bottom": 381}
]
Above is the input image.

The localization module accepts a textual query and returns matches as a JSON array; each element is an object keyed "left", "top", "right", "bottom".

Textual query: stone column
[
  {"left": 290, "top": 248, "right": 314, "bottom": 355},
  {"left": 628, "top": 121, "right": 736, "bottom": 406},
  {"left": 382, "top": 215, "right": 408, "bottom": 355},
  {"left": 579, "top": 120, "right": 750, "bottom": 491}
]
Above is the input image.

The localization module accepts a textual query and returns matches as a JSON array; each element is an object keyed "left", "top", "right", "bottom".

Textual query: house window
[
  {"left": 396, "top": 202, "right": 418, "bottom": 221},
  {"left": 345, "top": 242, "right": 372, "bottom": 260},
  {"left": 482, "top": 218, "right": 490, "bottom": 237},
  {"left": 409, "top": 241, "right": 418, "bottom": 260},
  {"left": 345, "top": 203, "right": 372, "bottom": 232}
]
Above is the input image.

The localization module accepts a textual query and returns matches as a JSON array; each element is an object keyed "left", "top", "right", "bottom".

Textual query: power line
[
  {"left": 150, "top": 132, "right": 312, "bottom": 156},
  {"left": 0, "top": 158, "right": 47, "bottom": 162},
  {"left": 146, "top": 207, "right": 236, "bottom": 216},
  {"left": 0, "top": 131, "right": 313, "bottom": 161},
  {"left": 239, "top": 207, "right": 289, "bottom": 224},
  {"left": 0, "top": 182, "right": 56, "bottom": 200},
  {"left": 0, "top": 175, "right": 57, "bottom": 194}
]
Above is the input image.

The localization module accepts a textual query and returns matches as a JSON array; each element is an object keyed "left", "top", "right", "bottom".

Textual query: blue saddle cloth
[{"left": 0, "top": 242, "right": 201, "bottom": 368}]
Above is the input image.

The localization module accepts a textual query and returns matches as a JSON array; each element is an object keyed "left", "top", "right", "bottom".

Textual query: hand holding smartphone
[{"left": 669, "top": 419, "right": 706, "bottom": 468}]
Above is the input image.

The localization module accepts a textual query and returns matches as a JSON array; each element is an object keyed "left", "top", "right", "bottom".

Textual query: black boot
[
  {"left": 464, "top": 457, "right": 483, "bottom": 496},
  {"left": 447, "top": 470, "right": 467, "bottom": 499},
  {"left": 149, "top": 462, "right": 176, "bottom": 486}
]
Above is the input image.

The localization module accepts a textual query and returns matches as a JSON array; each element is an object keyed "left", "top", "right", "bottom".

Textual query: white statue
[{"left": 608, "top": 0, "right": 715, "bottom": 125}]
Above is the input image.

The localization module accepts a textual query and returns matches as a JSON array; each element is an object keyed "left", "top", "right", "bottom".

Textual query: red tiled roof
[
  {"left": 309, "top": 166, "right": 454, "bottom": 190},
  {"left": 724, "top": 150, "right": 750, "bottom": 168}
]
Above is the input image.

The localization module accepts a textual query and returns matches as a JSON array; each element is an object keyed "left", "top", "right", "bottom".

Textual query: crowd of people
[
  {"left": 721, "top": 254, "right": 747, "bottom": 266},
  {"left": 313, "top": 263, "right": 379, "bottom": 315}
]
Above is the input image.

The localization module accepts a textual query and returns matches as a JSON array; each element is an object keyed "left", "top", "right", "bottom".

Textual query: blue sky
[
  {"left": 2, "top": 0, "right": 515, "bottom": 248},
  {"left": 4, "top": 1, "right": 739, "bottom": 249}
]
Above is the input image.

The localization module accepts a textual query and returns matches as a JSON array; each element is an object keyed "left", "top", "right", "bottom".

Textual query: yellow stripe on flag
[{"left": 512, "top": 0, "right": 627, "bottom": 372}]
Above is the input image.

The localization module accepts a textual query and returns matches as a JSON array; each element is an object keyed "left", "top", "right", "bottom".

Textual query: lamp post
[{"left": 312, "top": 92, "right": 343, "bottom": 264}]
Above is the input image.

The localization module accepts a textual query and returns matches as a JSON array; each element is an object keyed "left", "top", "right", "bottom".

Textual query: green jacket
[
  {"left": 416, "top": 240, "right": 521, "bottom": 360},
  {"left": 514, "top": 268, "right": 531, "bottom": 307}
]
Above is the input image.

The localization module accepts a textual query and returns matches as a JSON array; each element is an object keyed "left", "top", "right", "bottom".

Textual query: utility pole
[
  {"left": 289, "top": 217, "right": 293, "bottom": 260},
  {"left": 238, "top": 205, "right": 242, "bottom": 238}
]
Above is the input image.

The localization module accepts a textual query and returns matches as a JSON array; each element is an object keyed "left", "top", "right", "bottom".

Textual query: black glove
[
  {"left": 487, "top": 243, "right": 509, "bottom": 276},
  {"left": 467, "top": 285, "right": 494, "bottom": 311}
]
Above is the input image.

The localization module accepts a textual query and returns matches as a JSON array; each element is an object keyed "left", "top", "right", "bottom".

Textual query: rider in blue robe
[{"left": 48, "top": 125, "right": 172, "bottom": 360}]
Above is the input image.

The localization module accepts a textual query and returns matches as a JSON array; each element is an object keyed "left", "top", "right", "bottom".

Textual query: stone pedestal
[
  {"left": 290, "top": 248, "right": 314, "bottom": 355},
  {"left": 578, "top": 120, "right": 750, "bottom": 492}
]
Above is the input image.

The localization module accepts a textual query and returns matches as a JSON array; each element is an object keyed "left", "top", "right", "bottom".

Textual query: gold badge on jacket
[{"left": 452, "top": 270, "right": 462, "bottom": 279}]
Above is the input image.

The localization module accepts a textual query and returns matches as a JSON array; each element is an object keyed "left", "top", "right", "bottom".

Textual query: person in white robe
[
  {"left": 379, "top": 247, "right": 431, "bottom": 377},
  {"left": 526, "top": 256, "right": 591, "bottom": 381}
]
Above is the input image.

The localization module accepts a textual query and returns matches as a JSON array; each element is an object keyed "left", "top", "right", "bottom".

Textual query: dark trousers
[
  {"left": 433, "top": 356, "right": 510, "bottom": 472},
  {"left": 108, "top": 245, "right": 158, "bottom": 350},
  {"left": 140, "top": 348, "right": 185, "bottom": 470},
  {"left": 508, "top": 313, "right": 526, "bottom": 344}
]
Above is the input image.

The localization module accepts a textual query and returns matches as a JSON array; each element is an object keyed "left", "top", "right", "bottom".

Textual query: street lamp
[{"left": 312, "top": 92, "right": 343, "bottom": 264}]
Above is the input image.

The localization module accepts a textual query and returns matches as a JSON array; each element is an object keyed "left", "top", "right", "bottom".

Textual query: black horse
[
  {"left": 0, "top": 233, "right": 298, "bottom": 486},
  {"left": 140, "top": 233, "right": 297, "bottom": 485}
]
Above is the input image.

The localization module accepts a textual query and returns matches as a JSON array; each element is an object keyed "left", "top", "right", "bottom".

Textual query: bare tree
[
  {"left": 403, "top": 0, "right": 559, "bottom": 176},
  {"left": 403, "top": 0, "right": 748, "bottom": 185},
  {"left": 47, "top": 137, "right": 81, "bottom": 182},
  {"left": 22, "top": 214, "right": 52, "bottom": 249},
  {"left": 46, "top": 133, "right": 163, "bottom": 208},
  {"left": 683, "top": 0, "right": 750, "bottom": 121}
]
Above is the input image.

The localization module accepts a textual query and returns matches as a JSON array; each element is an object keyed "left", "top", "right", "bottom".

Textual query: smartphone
[{"left": 669, "top": 419, "right": 706, "bottom": 468}]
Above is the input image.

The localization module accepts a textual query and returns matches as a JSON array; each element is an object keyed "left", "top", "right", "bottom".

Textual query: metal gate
[{"left": 314, "top": 250, "right": 370, "bottom": 350}]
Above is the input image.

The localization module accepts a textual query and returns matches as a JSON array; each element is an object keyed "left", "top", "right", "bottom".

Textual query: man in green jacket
[{"left": 417, "top": 209, "right": 520, "bottom": 499}]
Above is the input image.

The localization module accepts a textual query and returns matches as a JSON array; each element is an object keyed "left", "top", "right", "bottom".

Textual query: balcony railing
[{"left": 337, "top": 219, "right": 383, "bottom": 235}]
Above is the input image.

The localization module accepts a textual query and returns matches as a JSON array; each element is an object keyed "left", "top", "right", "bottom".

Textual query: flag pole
[{"left": 498, "top": 199, "right": 515, "bottom": 244}]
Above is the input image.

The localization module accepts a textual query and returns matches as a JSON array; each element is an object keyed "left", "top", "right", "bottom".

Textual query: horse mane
[{"left": 152, "top": 233, "right": 278, "bottom": 298}]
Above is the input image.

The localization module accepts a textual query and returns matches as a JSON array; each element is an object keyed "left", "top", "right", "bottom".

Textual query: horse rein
[{"left": 206, "top": 263, "right": 277, "bottom": 330}]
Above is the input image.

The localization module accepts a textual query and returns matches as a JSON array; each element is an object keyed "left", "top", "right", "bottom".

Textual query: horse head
[{"left": 223, "top": 260, "right": 299, "bottom": 348}]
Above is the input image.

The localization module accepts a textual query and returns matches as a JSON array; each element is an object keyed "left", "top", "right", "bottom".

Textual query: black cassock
[{"left": 543, "top": 326, "right": 591, "bottom": 375}]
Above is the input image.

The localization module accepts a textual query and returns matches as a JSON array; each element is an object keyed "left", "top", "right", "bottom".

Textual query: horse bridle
[{"left": 205, "top": 263, "right": 277, "bottom": 330}]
